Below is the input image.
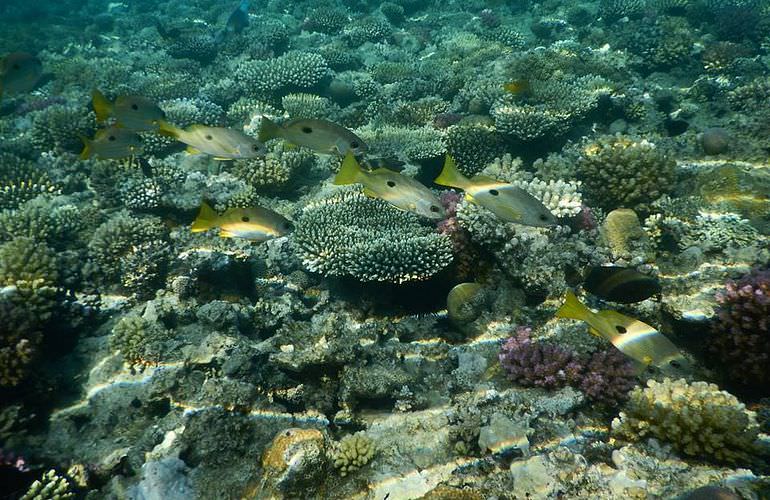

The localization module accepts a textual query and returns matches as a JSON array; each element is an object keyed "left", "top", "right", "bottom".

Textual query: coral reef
[
  {"left": 331, "top": 433, "right": 376, "bottom": 476},
  {"left": 293, "top": 188, "right": 453, "bottom": 283},
  {"left": 709, "top": 269, "right": 770, "bottom": 391},
  {"left": 612, "top": 379, "right": 762, "bottom": 464}
]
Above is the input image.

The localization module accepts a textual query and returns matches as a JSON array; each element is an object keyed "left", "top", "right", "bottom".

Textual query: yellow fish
[
  {"left": 80, "top": 126, "right": 143, "bottom": 160},
  {"left": 435, "top": 155, "right": 557, "bottom": 227},
  {"left": 92, "top": 89, "right": 166, "bottom": 132},
  {"left": 259, "top": 117, "right": 367, "bottom": 156},
  {"left": 556, "top": 290, "right": 688, "bottom": 371},
  {"left": 159, "top": 121, "right": 266, "bottom": 160},
  {"left": 191, "top": 201, "right": 293, "bottom": 241},
  {"left": 334, "top": 152, "right": 446, "bottom": 219},
  {"left": 0, "top": 52, "right": 42, "bottom": 101},
  {"left": 503, "top": 79, "right": 531, "bottom": 96}
]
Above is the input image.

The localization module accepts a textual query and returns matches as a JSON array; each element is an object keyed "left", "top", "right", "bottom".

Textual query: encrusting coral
[{"left": 612, "top": 378, "right": 762, "bottom": 464}]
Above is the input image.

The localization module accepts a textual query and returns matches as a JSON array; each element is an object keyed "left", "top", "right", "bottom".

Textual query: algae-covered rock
[{"left": 261, "top": 428, "right": 327, "bottom": 496}]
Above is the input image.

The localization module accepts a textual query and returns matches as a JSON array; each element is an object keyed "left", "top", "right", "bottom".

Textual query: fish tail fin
[
  {"left": 157, "top": 119, "right": 179, "bottom": 138},
  {"left": 78, "top": 136, "right": 92, "bottom": 160},
  {"left": 91, "top": 89, "right": 112, "bottom": 123},
  {"left": 334, "top": 151, "right": 362, "bottom": 185},
  {"left": 555, "top": 290, "right": 593, "bottom": 322},
  {"left": 258, "top": 116, "right": 281, "bottom": 143},
  {"left": 434, "top": 155, "right": 470, "bottom": 189},
  {"left": 191, "top": 202, "right": 218, "bottom": 233}
]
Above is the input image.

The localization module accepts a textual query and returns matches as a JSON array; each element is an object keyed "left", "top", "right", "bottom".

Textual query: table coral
[
  {"left": 292, "top": 187, "right": 453, "bottom": 283},
  {"left": 612, "top": 378, "right": 761, "bottom": 464}
]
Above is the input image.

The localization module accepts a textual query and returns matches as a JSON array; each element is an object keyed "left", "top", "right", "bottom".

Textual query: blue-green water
[{"left": 1, "top": 0, "right": 769, "bottom": 498}]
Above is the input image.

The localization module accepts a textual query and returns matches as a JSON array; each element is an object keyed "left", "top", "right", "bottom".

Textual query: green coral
[
  {"left": 110, "top": 315, "right": 172, "bottom": 366},
  {"left": 29, "top": 104, "right": 96, "bottom": 153},
  {"left": 0, "top": 153, "right": 60, "bottom": 210},
  {"left": 332, "top": 433, "right": 376, "bottom": 476},
  {"left": 541, "top": 134, "right": 675, "bottom": 213},
  {"left": 88, "top": 211, "right": 168, "bottom": 288},
  {"left": 0, "top": 236, "right": 59, "bottom": 287},
  {"left": 235, "top": 51, "right": 330, "bottom": 100},
  {"left": 445, "top": 124, "right": 506, "bottom": 176},
  {"left": 20, "top": 469, "right": 74, "bottom": 500},
  {"left": 491, "top": 75, "right": 612, "bottom": 142},
  {"left": 281, "top": 93, "right": 340, "bottom": 120},
  {"left": 612, "top": 378, "right": 761, "bottom": 464},
  {"left": 293, "top": 188, "right": 453, "bottom": 284},
  {"left": 355, "top": 124, "right": 445, "bottom": 162},
  {"left": 600, "top": 0, "right": 645, "bottom": 20},
  {"left": 230, "top": 142, "right": 315, "bottom": 193}
]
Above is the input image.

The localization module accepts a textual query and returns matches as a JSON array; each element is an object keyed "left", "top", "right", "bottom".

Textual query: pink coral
[
  {"left": 499, "top": 326, "right": 637, "bottom": 404},
  {"left": 437, "top": 191, "right": 478, "bottom": 280},
  {"left": 710, "top": 268, "right": 770, "bottom": 390}
]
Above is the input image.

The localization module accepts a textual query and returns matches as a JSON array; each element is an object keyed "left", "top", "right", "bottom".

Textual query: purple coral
[
  {"left": 499, "top": 326, "right": 637, "bottom": 404},
  {"left": 711, "top": 268, "right": 770, "bottom": 389},
  {"left": 499, "top": 327, "right": 583, "bottom": 389},
  {"left": 579, "top": 350, "right": 637, "bottom": 404},
  {"left": 0, "top": 449, "right": 29, "bottom": 472},
  {"left": 437, "top": 191, "right": 478, "bottom": 280}
]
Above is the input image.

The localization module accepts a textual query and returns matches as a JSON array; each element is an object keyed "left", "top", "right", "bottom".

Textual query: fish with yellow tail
[
  {"left": 158, "top": 120, "right": 266, "bottom": 160},
  {"left": 91, "top": 89, "right": 166, "bottom": 132},
  {"left": 556, "top": 290, "right": 689, "bottom": 373},
  {"left": 334, "top": 152, "right": 446, "bottom": 220},
  {"left": 191, "top": 202, "right": 293, "bottom": 242},
  {"left": 434, "top": 155, "right": 557, "bottom": 227},
  {"left": 80, "top": 126, "right": 143, "bottom": 160},
  {"left": 259, "top": 117, "right": 367, "bottom": 156}
]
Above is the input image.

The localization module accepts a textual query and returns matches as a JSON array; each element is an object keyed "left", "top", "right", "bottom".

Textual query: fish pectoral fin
[
  {"left": 362, "top": 187, "right": 378, "bottom": 198},
  {"left": 464, "top": 193, "right": 477, "bottom": 204},
  {"left": 587, "top": 327, "right": 604, "bottom": 339},
  {"left": 186, "top": 146, "right": 202, "bottom": 155},
  {"left": 218, "top": 229, "right": 234, "bottom": 238}
]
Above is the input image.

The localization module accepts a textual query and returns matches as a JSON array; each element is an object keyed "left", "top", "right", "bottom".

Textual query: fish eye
[
  {"left": 387, "top": 180, "right": 396, "bottom": 188},
  {"left": 350, "top": 141, "right": 359, "bottom": 148},
  {"left": 539, "top": 214, "right": 548, "bottom": 221},
  {"left": 430, "top": 205, "right": 440, "bottom": 212},
  {"left": 252, "top": 144, "right": 260, "bottom": 151},
  {"left": 205, "top": 134, "right": 213, "bottom": 140},
  {"left": 615, "top": 325, "right": 627, "bottom": 334},
  {"left": 241, "top": 216, "right": 250, "bottom": 222},
  {"left": 131, "top": 104, "right": 139, "bottom": 111},
  {"left": 284, "top": 222, "right": 294, "bottom": 230},
  {"left": 108, "top": 135, "right": 117, "bottom": 141},
  {"left": 669, "top": 360, "right": 682, "bottom": 369},
  {"left": 489, "top": 189, "right": 499, "bottom": 196},
  {"left": 301, "top": 126, "right": 313, "bottom": 134},
  {"left": 12, "top": 64, "right": 20, "bottom": 70}
]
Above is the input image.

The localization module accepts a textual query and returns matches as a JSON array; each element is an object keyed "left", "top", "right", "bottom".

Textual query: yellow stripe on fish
[
  {"left": 556, "top": 290, "right": 688, "bottom": 372},
  {"left": 334, "top": 152, "right": 446, "bottom": 219},
  {"left": 435, "top": 155, "right": 557, "bottom": 227},
  {"left": 191, "top": 201, "right": 292, "bottom": 242},
  {"left": 159, "top": 120, "right": 266, "bottom": 160},
  {"left": 259, "top": 117, "right": 367, "bottom": 156}
]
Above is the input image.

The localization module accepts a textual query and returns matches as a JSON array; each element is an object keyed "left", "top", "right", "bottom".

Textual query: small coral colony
[{"left": 1, "top": 0, "right": 770, "bottom": 497}]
